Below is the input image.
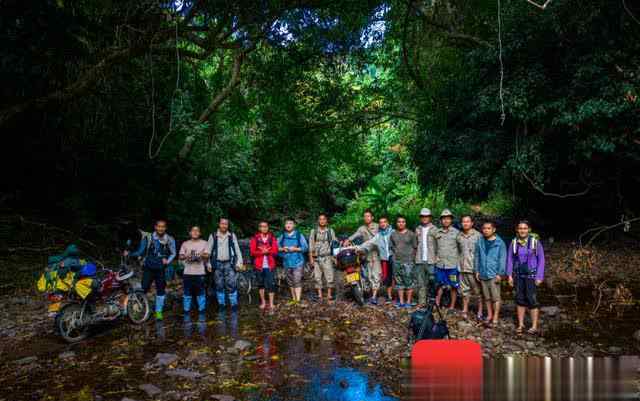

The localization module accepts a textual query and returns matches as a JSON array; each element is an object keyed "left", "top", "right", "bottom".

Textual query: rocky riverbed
[{"left": 1, "top": 286, "right": 639, "bottom": 401}]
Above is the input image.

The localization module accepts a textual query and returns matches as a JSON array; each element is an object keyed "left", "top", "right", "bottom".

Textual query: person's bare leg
[
  {"left": 398, "top": 289, "right": 405, "bottom": 304},
  {"left": 517, "top": 305, "right": 526, "bottom": 329},
  {"left": 317, "top": 288, "right": 323, "bottom": 300},
  {"left": 530, "top": 308, "right": 540, "bottom": 330},
  {"left": 289, "top": 287, "right": 295, "bottom": 300},
  {"left": 449, "top": 289, "right": 457, "bottom": 309},
  {"left": 407, "top": 289, "right": 414, "bottom": 305},
  {"left": 493, "top": 301, "right": 501, "bottom": 323},
  {"left": 371, "top": 288, "right": 378, "bottom": 302},
  {"left": 386, "top": 286, "right": 392, "bottom": 301},
  {"left": 268, "top": 292, "right": 275, "bottom": 308},
  {"left": 295, "top": 287, "right": 302, "bottom": 302},
  {"left": 477, "top": 296, "right": 484, "bottom": 317},
  {"left": 327, "top": 287, "right": 333, "bottom": 301},
  {"left": 259, "top": 289, "right": 266, "bottom": 309},
  {"left": 462, "top": 296, "right": 470, "bottom": 314},
  {"left": 435, "top": 287, "right": 443, "bottom": 306},
  {"left": 485, "top": 300, "right": 494, "bottom": 322}
]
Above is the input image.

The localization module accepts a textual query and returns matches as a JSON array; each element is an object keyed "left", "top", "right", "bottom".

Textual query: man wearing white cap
[{"left": 414, "top": 208, "right": 435, "bottom": 307}]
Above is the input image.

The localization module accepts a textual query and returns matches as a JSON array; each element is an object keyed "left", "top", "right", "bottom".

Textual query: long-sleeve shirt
[
  {"left": 349, "top": 223, "right": 380, "bottom": 264},
  {"left": 130, "top": 232, "right": 176, "bottom": 269},
  {"left": 207, "top": 231, "right": 243, "bottom": 268},
  {"left": 415, "top": 224, "right": 434, "bottom": 264},
  {"left": 390, "top": 230, "right": 417, "bottom": 264},
  {"left": 474, "top": 236, "right": 507, "bottom": 279},
  {"left": 249, "top": 233, "right": 279, "bottom": 271},
  {"left": 506, "top": 237, "right": 545, "bottom": 281},
  {"left": 277, "top": 230, "right": 309, "bottom": 269},
  {"left": 360, "top": 227, "right": 394, "bottom": 261},
  {"left": 428, "top": 226, "right": 460, "bottom": 269}
]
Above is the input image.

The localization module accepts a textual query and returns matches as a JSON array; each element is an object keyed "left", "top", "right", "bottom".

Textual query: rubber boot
[
  {"left": 155, "top": 295, "right": 165, "bottom": 320},
  {"left": 216, "top": 291, "right": 226, "bottom": 309},
  {"left": 229, "top": 291, "right": 239, "bottom": 311},
  {"left": 197, "top": 295, "right": 207, "bottom": 313},
  {"left": 183, "top": 295, "right": 192, "bottom": 314}
]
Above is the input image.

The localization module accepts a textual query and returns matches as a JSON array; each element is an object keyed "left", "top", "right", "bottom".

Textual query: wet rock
[
  {"left": 15, "top": 356, "right": 38, "bottom": 365},
  {"left": 139, "top": 384, "right": 161, "bottom": 397},
  {"left": 59, "top": 351, "right": 76, "bottom": 360},
  {"left": 165, "top": 368, "right": 202, "bottom": 380},
  {"left": 525, "top": 341, "right": 536, "bottom": 349},
  {"left": 154, "top": 353, "right": 178, "bottom": 366},
  {"left": 210, "top": 396, "right": 235, "bottom": 401},
  {"left": 607, "top": 346, "right": 622, "bottom": 354},
  {"left": 540, "top": 306, "right": 561, "bottom": 317},
  {"left": 233, "top": 339, "right": 252, "bottom": 351},
  {"left": 121, "top": 398, "right": 139, "bottom": 401},
  {"left": 457, "top": 320, "right": 473, "bottom": 331}
]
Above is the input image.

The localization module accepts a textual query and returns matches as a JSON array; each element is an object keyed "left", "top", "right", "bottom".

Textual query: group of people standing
[{"left": 126, "top": 208, "right": 545, "bottom": 335}]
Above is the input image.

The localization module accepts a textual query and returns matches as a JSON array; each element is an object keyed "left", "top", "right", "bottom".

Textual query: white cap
[{"left": 419, "top": 208, "right": 432, "bottom": 216}]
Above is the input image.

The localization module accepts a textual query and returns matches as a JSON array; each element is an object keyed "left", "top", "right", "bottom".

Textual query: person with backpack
[
  {"left": 506, "top": 220, "right": 546, "bottom": 335},
  {"left": 309, "top": 213, "right": 337, "bottom": 303},
  {"left": 457, "top": 215, "right": 483, "bottom": 320},
  {"left": 428, "top": 209, "right": 460, "bottom": 311},
  {"left": 278, "top": 219, "right": 309, "bottom": 305},
  {"left": 345, "top": 209, "right": 381, "bottom": 300},
  {"left": 179, "top": 226, "right": 209, "bottom": 318},
  {"left": 250, "top": 221, "right": 279, "bottom": 310},
  {"left": 414, "top": 208, "right": 435, "bottom": 307},
  {"left": 358, "top": 216, "right": 394, "bottom": 305},
  {"left": 125, "top": 219, "right": 176, "bottom": 320},
  {"left": 474, "top": 220, "right": 507, "bottom": 327},
  {"left": 390, "top": 215, "right": 417, "bottom": 308},
  {"left": 207, "top": 217, "right": 243, "bottom": 310}
]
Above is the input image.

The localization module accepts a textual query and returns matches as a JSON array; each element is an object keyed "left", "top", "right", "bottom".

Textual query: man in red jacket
[{"left": 250, "top": 221, "right": 279, "bottom": 310}]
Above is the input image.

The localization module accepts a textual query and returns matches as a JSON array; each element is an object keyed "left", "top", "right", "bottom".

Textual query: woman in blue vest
[{"left": 126, "top": 220, "right": 176, "bottom": 320}]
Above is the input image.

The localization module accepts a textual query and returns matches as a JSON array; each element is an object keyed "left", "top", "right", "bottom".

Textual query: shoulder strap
[{"left": 296, "top": 230, "right": 302, "bottom": 247}]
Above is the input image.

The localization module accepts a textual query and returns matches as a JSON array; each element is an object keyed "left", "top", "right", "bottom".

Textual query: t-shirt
[
  {"left": 390, "top": 230, "right": 417, "bottom": 265},
  {"left": 179, "top": 239, "right": 208, "bottom": 275}
]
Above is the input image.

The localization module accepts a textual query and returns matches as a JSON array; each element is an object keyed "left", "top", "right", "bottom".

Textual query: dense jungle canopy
[{"left": 2, "top": 0, "right": 640, "bottom": 237}]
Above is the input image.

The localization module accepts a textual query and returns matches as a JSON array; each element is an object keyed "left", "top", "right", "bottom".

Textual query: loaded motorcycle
[
  {"left": 334, "top": 246, "right": 365, "bottom": 306},
  {"left": 56, "top": 260, "right": 150, "bottom": 343}
]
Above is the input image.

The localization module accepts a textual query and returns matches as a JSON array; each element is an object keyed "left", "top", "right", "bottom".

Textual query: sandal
[
  {"left": 516, "top": 326, "right": 525, "bottom": 335},
  {"left": 527, "top": 328, "right": 539, "bottom": 336}
]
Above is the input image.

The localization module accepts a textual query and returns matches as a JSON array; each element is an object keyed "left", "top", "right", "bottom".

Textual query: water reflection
[{"left": 410, "top": 356, "right": 640, "bottom": 401}]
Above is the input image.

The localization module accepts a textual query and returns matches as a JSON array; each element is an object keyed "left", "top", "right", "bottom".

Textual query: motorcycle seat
[{"left": 116, "top": 270, "right": 134, "bottom": 281}]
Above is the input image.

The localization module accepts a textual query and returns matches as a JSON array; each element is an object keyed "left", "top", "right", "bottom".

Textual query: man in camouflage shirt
[
  {"left": 457, "top": 215, "right": 483, "bottom": 320},
  {"left": 346, "top": 209, "right": 380, "bottom": 297},
  {"left": 309, "top": 213, "right": 337, "bottom": 302}
]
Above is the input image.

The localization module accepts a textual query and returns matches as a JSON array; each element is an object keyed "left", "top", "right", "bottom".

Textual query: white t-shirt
[{"left": 421, "top": 226, "right": 430, "bottom": 263}]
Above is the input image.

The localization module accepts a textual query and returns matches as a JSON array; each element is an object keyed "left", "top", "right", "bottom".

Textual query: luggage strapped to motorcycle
[{"left": 417, "top": 301, "right": 451, "bottom": 340}]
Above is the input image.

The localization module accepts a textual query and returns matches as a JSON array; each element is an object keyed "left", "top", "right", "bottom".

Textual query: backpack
[
  {"left": 312, "top": 227, "right": 339, "bottom": 256},
  {"left": 510, "top": 236, "right": 539, "bottom": 276},
  {"left": 279, "top": 230, "right": 303, "bottom": 248},
  {"left": 410, "top": 304, "right": 450, "bottom": 340}
]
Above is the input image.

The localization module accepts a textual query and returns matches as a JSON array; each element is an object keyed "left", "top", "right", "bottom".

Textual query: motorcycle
[
  {"left": 334, "top": 246, "right": 365, "bottom": 306},
  {"left": 56, "top": 259, "right": 150, "bottom": 343}
]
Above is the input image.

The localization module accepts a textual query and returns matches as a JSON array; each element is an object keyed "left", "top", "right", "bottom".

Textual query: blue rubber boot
[
  {"left": 197, "top": 295, "right": 207, "bottom": 313},
  {"left": 183, "top": 295, "right": 192, "bottom": 314},
  {"left": 216, "top": 291, "right": 226, "bottom": 309},
  {"left": 229, "top": 291, "right": 239, "bottom": 310},
  {"left": 155, "top": 295, "right": 165, "bottom": 320}
]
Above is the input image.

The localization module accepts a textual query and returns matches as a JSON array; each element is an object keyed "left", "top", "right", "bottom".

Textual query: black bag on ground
[{"left": 410, "top": 304, "right": 450, "bottom": 340}]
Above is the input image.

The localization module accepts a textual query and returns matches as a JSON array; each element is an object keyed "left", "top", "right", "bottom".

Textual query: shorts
[
  {"left": 435, "top": 266, "right": 460, "bottom": 289},
  {"left": 460, "top": 272, "right": 481, "bottom": 298},
  {"left": 286, "top": 266, "right": 303, "bottom": 287},
  {"left": 381, "top": 260, "right": 393, "bottom": 287},
  {"left": 480, "top": 277, "right": 501, "bottom": 303},
  {"left": 257, "top": 268, "right": 276, "bottom": 293},
  {"left": 515, "top": 275, "right": 539, "bottom": 308},
  {"left": 393, "top": 262, "right": 414, "bottom": 289}
]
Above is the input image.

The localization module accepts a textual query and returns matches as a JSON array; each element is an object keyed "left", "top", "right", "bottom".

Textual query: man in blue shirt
[
  {"left": 126, "top": 220, "right": 176, "bottom": 320},
  {"left": 278, "top": 219, "right": 309, "bottom": 305}
]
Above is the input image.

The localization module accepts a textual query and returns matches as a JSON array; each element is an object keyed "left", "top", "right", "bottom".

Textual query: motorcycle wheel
[
  {"left": 352, "top": 282, "right": 365, "bottom": 306},
  {"left": 237, "top": 273, "right": 251, "bottom": 295},
  {"left": 57, "top": 303, "right": 89, "bottom": 343},
  {"left": 127, "top": 290, "right": 150, "bottom": 324}
]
